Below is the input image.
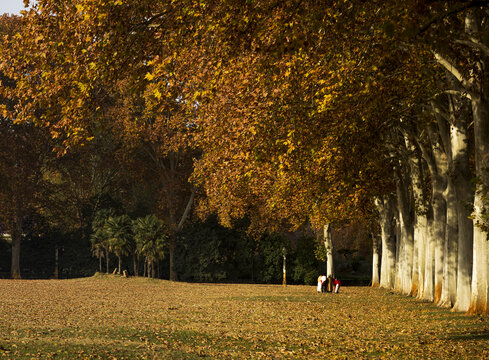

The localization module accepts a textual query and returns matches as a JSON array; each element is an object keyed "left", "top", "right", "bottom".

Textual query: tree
[
  {"left": 133, "top": 214, "right": 167, "bottom": 278},
  {"left": 0, "top": 14, "right": 53, "bottom": 278},
  {"left": 105, "top": 214, "right": 133, "bottom": 274},
  {"left": 90, "top": 209, "right": 116, "bottom": 274}
]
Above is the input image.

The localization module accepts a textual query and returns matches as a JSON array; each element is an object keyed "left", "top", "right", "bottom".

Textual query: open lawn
[{"left": 0, "top": 275, "right": 488, "bottom": 359}]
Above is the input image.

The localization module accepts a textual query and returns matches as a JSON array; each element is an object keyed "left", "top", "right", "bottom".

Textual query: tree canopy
[{"left": 1, "top": 0, "right": 489, "bottom": 314}]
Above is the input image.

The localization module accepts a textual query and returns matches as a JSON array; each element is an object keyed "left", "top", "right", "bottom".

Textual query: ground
[{"left": 0, "top": 275, "right": 488, "bottom": 359}]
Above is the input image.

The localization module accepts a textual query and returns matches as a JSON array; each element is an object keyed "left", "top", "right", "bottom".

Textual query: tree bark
[
  {"left": 372, "top": 233, "right": 380, "bottom": 287},
  {"left": 422, "top": 209, "right": 436, "bottom": 301},
  {"left": 440, "top": 177, "right": 458, "bottom": 307},
  {"left": 395, "top": 171, "right": 414, "bottom": 295},
  {"left": 415, "top": 213, "right": 428, "bottom": 299},
  {"left": 323, "top": 223, "right": 334, "bottom": 277},
  {"left": 404, "top": 133, "right": 428, "bottom": 297},
  {"left": 451, "top": 120, "right": 473, "bottom": 312},
  {"left": 169, "top": 235, "right": 177, "bottom": 281},
  {"left": 133, "top": 254, "right": 138, "bottom": 277},
  {"left": 376, "top": 196, "right": 396, "bottom": 289},
  {"left": 422, "top": 127, "right": 449, "bottom": 304},
  {"left": 10, "top": 219, "right": 21, "bottom": 279},
  {"left": 169, "top": 188, "right": 195, "bottom": 281},
  {"left": 105, "top": 247, "right": 110, "bottom": 274},
  {"left": 468, "top": 93, "right": 489, "bottom": 314}
]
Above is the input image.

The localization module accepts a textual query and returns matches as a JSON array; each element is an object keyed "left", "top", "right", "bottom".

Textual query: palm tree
[
  {"left": 90, "top": 229, "right": 106, "bottom": 273},
  {"left": 133, "top": 214, "right": 167, "bottom": 278},
  {"left": 91, "top": 209, "right": 116, "bottom": 273},
  {"left": 105, "top": 215, "right": 133, "bottom": 274}
]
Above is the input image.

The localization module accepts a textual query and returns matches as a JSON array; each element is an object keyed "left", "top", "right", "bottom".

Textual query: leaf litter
[{"left": 0, "top": 275, "right": 487, "bottom": 359}]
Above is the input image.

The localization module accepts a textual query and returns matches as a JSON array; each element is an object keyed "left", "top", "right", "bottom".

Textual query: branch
[
  {"left": 433, "top": 51, "right": 472, "bottom": 89},
  {"left": 417, "top": 0, "right": 489, "bottom": 35},
  {"left": 176, "top": 187, "right": 195, "bottom": 231},
  {"left": 455, "top": 36, "right": 489, "bottom": 57},
  {"left": 433, "top": 89, "right": 472, "bottom": 100}
]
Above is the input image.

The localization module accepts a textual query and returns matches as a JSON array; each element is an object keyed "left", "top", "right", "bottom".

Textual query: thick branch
[
  {"left": 433, "top": 89, "right": 472, "bottom": 101},
  {"left": 455, "top": 37, "right": 489, "bottom": 57},
  {"left": 417, "top": 1, "right": 489, "bottom": 35},
  {"left": 176, "top": 187, "right": 195, "bottom": 231},
  {"left": 433, "top": 51, "right": 471, "bottom": 90}
]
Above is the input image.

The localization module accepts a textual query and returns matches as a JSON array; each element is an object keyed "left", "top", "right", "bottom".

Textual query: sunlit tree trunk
[
  {"left": 419, "top": 126, "right": 448, "bottom": 304},
  {"left": 433, "top": 99, "right": 459, "bottom": 308},
  {"left": 440, "top": 177, "right": 458, "bottom": 307},
  {"left": 394, "top": 209, "right": 402, "bottom": 291},
  {"left": 434, "top": 159, "right": 448, "bottom": 305},
  {"left": 432, "top": 10, "right": 488, "bottom": 314},
  {"left": 422, "top": 210, "right": 435, "bottom": 301},
  {"left": 415, "top": 213, "right": 428, "bottom": 299},
  {"left": 376, "top": 196, "right": 396, "bottom": 289},
  {"left": 468, "top": 93, "right": 489, "bottom": 315},
  {"left": 404, "top": 133, "right": 428, "bottom": 297},
  {"left": 395, "top": 171, "right": 414, "bottom": 295},
  {"left": 323, "top": 224, "right": 334, "bottom": 277},
  {"left": 372, "top": 233, "right": 380, "bottom": 287},
  {"left": 451, "top": 120, "right": 473, "bottom": 312}
]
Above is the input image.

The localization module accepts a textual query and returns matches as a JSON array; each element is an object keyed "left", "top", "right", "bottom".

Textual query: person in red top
[{"left": 333, "top": 278, "right": 341, "bottom": 293}]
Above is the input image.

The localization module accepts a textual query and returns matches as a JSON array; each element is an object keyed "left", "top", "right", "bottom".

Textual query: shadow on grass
[{"left": 446, "top": 330, "right": 489, "bottom": 341}]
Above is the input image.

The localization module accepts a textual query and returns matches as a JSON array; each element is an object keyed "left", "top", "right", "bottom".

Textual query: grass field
[{"left": 0, "top": 274, "right": 488, "bottom": 359}]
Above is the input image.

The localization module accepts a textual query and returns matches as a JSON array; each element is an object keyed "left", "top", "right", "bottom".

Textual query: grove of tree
[{"left": 0, "top": 0, "right": 488, "bottom": 315}]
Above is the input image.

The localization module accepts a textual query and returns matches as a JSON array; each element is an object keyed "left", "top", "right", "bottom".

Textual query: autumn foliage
[{"left": 1, "top": 0, "right": 489, "bottom": 316}]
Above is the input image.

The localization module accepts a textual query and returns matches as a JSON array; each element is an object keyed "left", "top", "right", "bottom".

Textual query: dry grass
[{"left": 0, "top": 274, "right": 488, "bottom": 359}]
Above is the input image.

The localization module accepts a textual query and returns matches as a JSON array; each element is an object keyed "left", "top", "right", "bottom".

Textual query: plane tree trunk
[{"left": 375, "top": 196, "right": 396, "bottom": 289}]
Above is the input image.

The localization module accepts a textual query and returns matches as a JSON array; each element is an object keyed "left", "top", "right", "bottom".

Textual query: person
[
  {"left": 333, "top": 277, "right": 341, "bottom": 293},
  {"left": 327, "top": 274, "right": 334, "bottom": 292},
  {"left": 321, "top": 275, "right": 327, "bottom": 292},
  {"left": 317, "top": 275, "right": 323, "bottom": 293}
]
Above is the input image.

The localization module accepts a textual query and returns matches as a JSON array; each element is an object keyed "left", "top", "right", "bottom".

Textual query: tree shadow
[{"left": 446, "top": 330, "right": 489, "bottom": 341}]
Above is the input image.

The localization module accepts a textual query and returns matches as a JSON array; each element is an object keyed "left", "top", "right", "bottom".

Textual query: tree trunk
[
  {"left": 468, "top": 94, "right": 489, "bottom": 315},
  {"left": 433, "top": 177, "right": 447, "bottom": 304},
  {"left": 431, "top": 146, "right": 448, "bottom": 305},
  {"left": 404, "top": 134, "right": 428, "bottom": 297},
  {"left": 323, "top": 224, "right": 334, "bottom": 277},
  {"left": 415, "top": 213, "right": 428, "bottom": 299},
  {"left": 451, "top": 121, "right": 473, "bottom": 312},
  {"left": 375, "top": 196, "right": 396, "bottom": 289},
  {"left": 422, "top": 210, "right": 435, "bottom": 301},
  {"left": 169, "top": 235, "right": 177, "bottom": 281},
  {"left": 10, "top": 219, "right": 21, "bottom": 279},
  {"left": 396, "top": 173, "right": 414, "bottom": 295},
  {"left": 117, "top": 255, "right": 121, "bottom": 275},
  {"left": 105, "top": 247, "right": 110, "bottom": 274},
  {"left": 440, "top": 178, "right": 458, "bottom": 307},
  {"left": 432, "top": 10, "right": 487, "bottom": 314},
  {"left": 133, "top": 254, "right": 138, "bottom": 276},
  {"left": 372, "top": 233, "right": 380, "bottom": 287},
  {"left": 418, "top": 111, "right": 449, "bottom": 304}
]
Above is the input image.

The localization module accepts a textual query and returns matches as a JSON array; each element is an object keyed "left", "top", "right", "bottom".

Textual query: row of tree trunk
[{"left": 369, "top": 8, "right": 489, "bottom": 316}]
